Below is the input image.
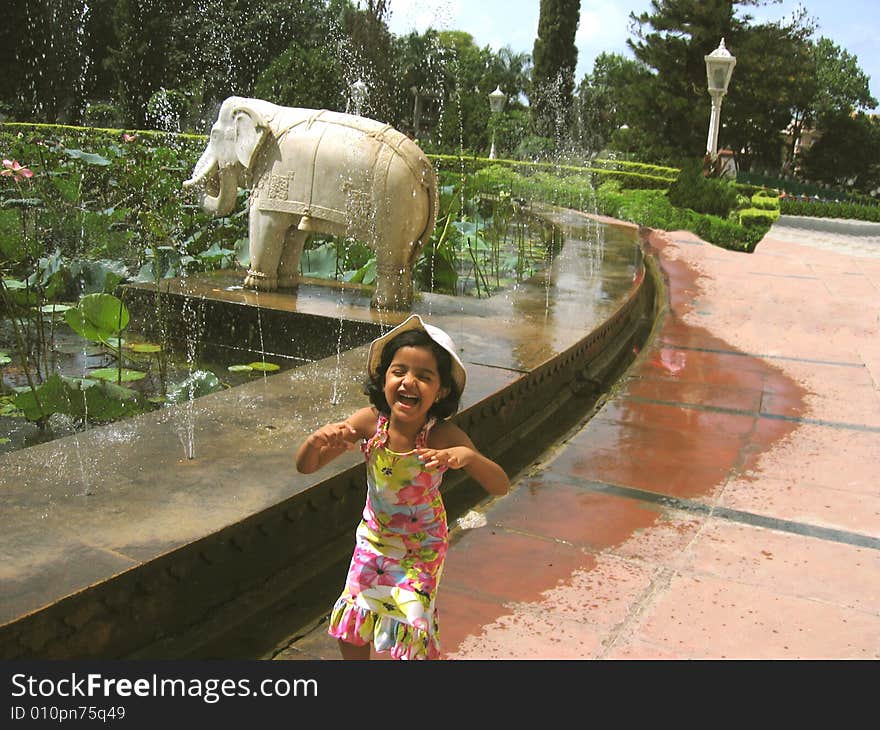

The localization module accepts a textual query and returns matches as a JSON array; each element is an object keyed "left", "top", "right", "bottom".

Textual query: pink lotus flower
[
  {"left": 1, "top": 159, "right": 33, "bottom": 182},
  {"left": 122, "top": 133, "right": 137, "bottom": 143}
]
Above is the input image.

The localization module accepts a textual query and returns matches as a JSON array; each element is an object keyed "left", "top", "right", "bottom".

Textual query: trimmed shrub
[
  {"left": 739, "top": 208, "right": 780, "bottom": 227},
  {"left": 667, "top": 159, "right": 740, "bottom": 217},
  {"left": 780, "top": 198, "right": 880, "bottom": 222},
  {"left": 750, "top": 191, "right": 780, "bottom": 211}
]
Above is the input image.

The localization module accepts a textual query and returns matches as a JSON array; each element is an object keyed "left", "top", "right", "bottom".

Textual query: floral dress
[{"left": 327, "top": 413, "right": 448, "bottom": 660}]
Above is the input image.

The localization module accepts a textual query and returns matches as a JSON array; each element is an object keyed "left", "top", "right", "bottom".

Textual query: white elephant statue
[{"left": 183, "top": 96, "right": 438, "bottom": 311}]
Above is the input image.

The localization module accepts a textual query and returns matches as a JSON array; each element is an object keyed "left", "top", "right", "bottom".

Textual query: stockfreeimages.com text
[{"left": 10, "top": 673, "right": 317, "bottom": 704}]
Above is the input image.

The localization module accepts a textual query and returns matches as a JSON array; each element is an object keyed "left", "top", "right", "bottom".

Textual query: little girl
[{"left": 296, "top": 314, "right": 509, "bottom": 660}]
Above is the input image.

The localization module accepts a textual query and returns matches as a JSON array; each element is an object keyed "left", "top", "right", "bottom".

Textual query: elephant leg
[
  {"left": 372, "top": 242, "right": 414, "bottom": 311},
  {"left": 277, "top": 225, "right": 309, "bottom": 289},
  {"left": 244, "top": 209, "right": 290, "bottom": 292}
]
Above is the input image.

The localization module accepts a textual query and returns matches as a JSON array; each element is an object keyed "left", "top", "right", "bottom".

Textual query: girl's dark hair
[{"left": 365, "top": 329, "right": 462, "bottom": 419}]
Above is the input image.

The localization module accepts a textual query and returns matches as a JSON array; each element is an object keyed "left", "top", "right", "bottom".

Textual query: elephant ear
[{"left": 232, "top": 107, "right": 269, "bottom": 170}]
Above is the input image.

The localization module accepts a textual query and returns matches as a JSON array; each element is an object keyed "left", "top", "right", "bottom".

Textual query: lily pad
[
  {"left": 80, "top": 293, "right": 129, "bottom": 333},
  {"left": 14, "top": 373, "right": 146, "bottom": 422},
  {"left": 247, "top": 361, "right": 281, "bottom": 372},
  {"left": 227, "top": 364, "right": 254, "bottom": 373},
  {"left": 87, "top": 367, "right": 146, "bottom": 382},
  {"left": 128, "top": 342, "right": 162, "bottom": 354},
  {"left": 38, "top": 303, "right": 73, "bottom": 315},
  {"left": 65, "top": 293, "right": 129, "bottom": 344},
  {"left": 165, "top": 371, "right": 223, "bottom": 403},
  {"left": 64, "top": 148, "right": 111, "bottom": 166}
]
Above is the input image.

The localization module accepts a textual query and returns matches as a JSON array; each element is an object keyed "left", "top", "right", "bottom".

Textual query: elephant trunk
[{"left": 183, "top": 155, "right": 239, "bottom": 218}]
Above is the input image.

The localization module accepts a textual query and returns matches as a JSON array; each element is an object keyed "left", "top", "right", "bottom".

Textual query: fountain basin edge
[{"left": 0, "top": 220, "right": 661, "bottom": 659}]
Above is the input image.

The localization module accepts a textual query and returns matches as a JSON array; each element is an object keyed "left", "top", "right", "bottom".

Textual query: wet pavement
[
  {"left": 0, "top": 211, "right": 644, "bottom": 658},
  {"left": 278, "top": 219, "right": 880, "bottom": 660}
]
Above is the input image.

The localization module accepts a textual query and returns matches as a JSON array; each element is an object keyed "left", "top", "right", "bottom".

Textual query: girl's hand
[
  {"left": 310, "top": 421, "right": 361, "bottom": 451},
  {"left": 415, "top": 446, "right": 471, "bottom": 472}
]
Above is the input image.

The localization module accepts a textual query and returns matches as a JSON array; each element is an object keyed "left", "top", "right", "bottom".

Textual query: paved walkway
[{"left": 278, "top": 220, "right": 880, "bottom": 660}]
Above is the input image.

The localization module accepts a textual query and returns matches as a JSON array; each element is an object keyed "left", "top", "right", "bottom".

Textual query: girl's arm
[
  {"left": 295, "top": 407, "right": 375, "bottom": 474},
  {"left": 417, "top": 422, "right": 510, "bottom": 496}
]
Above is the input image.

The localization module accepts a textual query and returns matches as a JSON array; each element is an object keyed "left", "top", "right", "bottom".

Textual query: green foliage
[
  {"left": 254, "top": 41, "right": 346, "bottom": 110},
  {"left": 65, "top": 293, "right": 129, "bottom": 347},
  {"left": 576, "top": 53, "right": 650, "bottom": 153},
  {"left": 779, "top": 198, "right": 880, "bottom": 222},
  {"left": 145, "top": 89, "right": 192, "bottom": 132},
  {"left": 750, "top": 191, "right": 780, "bottom": 211},
  {"left": 531, "top": 0, "right": 581, "bottom": 140},
  {"left": 738, "top": 208, "right": 780, "bottom": 227},
  {"left": 513, "top": 134, "right": 556, "bottom": 160},
  {"left": 13, "top": 373, "right": 148, "bottom": 423},
  {"left": 164, "top": 370, "right": 224, "bottom": 404},
  {"left": 590, "top": 159, "right": 679, "bottom": 179},
  {"left": 800, "top": 112, "right": 880, "bottom": 193},
  {"left": 589, "top": 178, "right": 766, "bottom": 253},
  {"left": 83, "top": 102, "right": 122, "bottom": 129},
  {"left": 667, "top": 160, "right": 740, "bottom": 217}
]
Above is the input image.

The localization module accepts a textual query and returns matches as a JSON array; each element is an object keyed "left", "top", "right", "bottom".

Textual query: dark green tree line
[
  {"left": 582, "top": 0, "right": 878, "bottom": 188},
  {"left": 531, "top": 0, "right": 580, "bottom": 144}
]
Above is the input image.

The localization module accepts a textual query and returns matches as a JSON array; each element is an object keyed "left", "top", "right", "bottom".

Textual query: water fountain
[{"left": 1, "top": 12, "right": 660, "bottom": 658}]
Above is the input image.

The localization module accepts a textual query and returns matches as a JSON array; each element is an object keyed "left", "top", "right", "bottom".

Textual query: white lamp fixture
[
  {"left": 350, "top": 79, "right": 367, "bottom": 117},
  {"left": 704, "top": 39, "right": 736, "bottom": 158},
  {"left": 488, "top": 85, "right": 506, "bottom": 159}
]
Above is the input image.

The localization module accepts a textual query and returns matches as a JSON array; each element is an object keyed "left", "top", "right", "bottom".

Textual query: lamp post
[
  {"left": 488, "top": 85, "right": 506, "bottom": 160},
  {"left": 350, "top": 79, "right": 367, "bottom": 117},
  {"left": 704, "top": 39, "right": 736, "bottom": 160}
]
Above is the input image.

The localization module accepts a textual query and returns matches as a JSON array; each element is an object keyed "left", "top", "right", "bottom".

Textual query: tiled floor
[{"left": 277, "top": 223, "right": 880, "bottom": 661}]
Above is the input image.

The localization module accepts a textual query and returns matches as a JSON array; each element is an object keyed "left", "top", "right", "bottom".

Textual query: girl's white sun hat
[{"left": 367, "top": 314, "right": 467, "bottom": 395}]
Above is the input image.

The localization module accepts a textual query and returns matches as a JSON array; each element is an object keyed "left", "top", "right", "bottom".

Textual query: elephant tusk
[{"left": 183, "top": 159, "right": 218, "bottom": 188}]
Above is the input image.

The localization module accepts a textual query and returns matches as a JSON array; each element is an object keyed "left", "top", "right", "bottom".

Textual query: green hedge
[
  {"left": 779, "top": 198, "right": 880, "bottom": 222},
  {"left": 588, "top": 158, "right": 679, "bottom": 179},
  {"left": 667, "top": 160, "right": 740, "bottom": 218},
  {"left": 739, "top": 170, "right": 875, "bottom": 205},
  {"left": 750, "top": 191, "right": 780, "bottom": 211},
  {"left": 595, "top": 181, "right": 765, "bottom": 253},
  {"left": 739, "top": 208, "right": 780, "bottom": 227},
  {"left": 428, "top": 154, "right": 677, "bottom": 193},
  {"left": 465, "top": 163, "right": 768, "bottom": 254},
  {"left": 2, "top": 121, "right": 206, "bottom": 144}
]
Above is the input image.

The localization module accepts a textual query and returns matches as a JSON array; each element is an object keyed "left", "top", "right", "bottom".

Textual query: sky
[{"left": 385, "top": 0, "right": 880, "bottom": 111}]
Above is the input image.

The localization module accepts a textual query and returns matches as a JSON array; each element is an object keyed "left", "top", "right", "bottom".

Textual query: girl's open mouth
[{"left": 396, "top": 392, "right": 420, "bottom": 407}]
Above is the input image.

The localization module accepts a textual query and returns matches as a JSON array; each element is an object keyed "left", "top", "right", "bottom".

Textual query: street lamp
[
  {"left": 704, "top": 39, "right": 736, "bottom": 159},
  {"left": 350, "top": 79, "right": 367, "bottom": 117},
  {"left": 488, "top": 85, "right": 506, "bottom": 160}
]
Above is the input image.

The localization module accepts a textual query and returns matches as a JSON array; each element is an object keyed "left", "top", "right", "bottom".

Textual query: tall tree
[
  {"left": 393, "top": 29, "right": 448, "bottom": 139},
  {"left": 723, "top": 12, "right": 817, "bottom": 172},
  {"left": 336, "top": 0, "right": 396, "bottom": 123},
  {"left": 575, "top": 52, "right": 650, "bottom": 155},
  {"left": 433, "top": 31, "right": 495, "bottom": 153},
  {"left": 626, "top": 0, "right": 747, "bottom": 163},
  {"left": 487, "top": 46, "right": 532, "bottom": 109},
  {"left": 783, "top": 36, "right": 878, "bottom": 172},
  {"left": 802, "top": 112, "right": 880, "bottom": 192},
  {"left": 172, "top": 0, "right": 336, "bottom": 128},
  {"left": 107, "top": 0, "right": 184, "bottom": 127},
  {"left": 4, "top": 0, "right": 110, "bottom": 123},
  {"left": 531, "top": 0, "right": 581, "bottom": 143}
]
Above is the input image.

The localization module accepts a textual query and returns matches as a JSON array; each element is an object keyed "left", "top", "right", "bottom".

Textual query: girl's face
[{"left": 383, "top": 345, "right": 448, "bottom": 425}]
